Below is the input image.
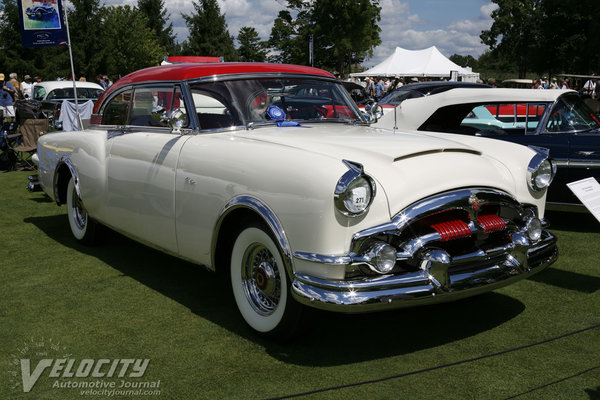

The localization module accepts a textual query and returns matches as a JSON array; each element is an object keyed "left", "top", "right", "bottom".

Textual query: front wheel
[
  {"left": 230, "top": 225, "right": 302, "bottom": 336},
  {"left": 66, "top": 177, "right": 96, "bottom": 243}
]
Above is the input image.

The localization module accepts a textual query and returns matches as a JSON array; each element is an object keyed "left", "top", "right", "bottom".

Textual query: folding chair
[
  {"left": 13, "top": 119, "right": 48, "bottom": 170},
  {"left": 0, "top": 122, "right": 19, "bottom": 171}
]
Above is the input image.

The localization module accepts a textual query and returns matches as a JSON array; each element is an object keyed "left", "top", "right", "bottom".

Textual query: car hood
[{"left": 241, "top": 124, "right": 518, "bottom": 216}]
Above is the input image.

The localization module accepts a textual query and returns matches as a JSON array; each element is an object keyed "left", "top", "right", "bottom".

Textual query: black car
[
  {"left": 26, "top": 3, "right": 57, "bottom": 20},
  {"left": 342, "top": 81, "right": 372, "bottom": 106}
]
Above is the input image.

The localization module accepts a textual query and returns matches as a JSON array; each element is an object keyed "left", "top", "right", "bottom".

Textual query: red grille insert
[
  {"left": 90, "top": 114, "right": 102, "bottom": 125},
  {"left": 430, "top": 220, "right": 471, "bottom": 241},
  {"left": 477, "top": 214, "right": 506, "bottom": 233}
]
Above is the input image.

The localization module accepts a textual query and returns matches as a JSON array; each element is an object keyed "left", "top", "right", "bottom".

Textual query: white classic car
[
  {"left": 371, "top": 87, "right": 600, "bottom": 210},
  {"left": 35, "top": 63, "right": 558, "bottom": 337}
]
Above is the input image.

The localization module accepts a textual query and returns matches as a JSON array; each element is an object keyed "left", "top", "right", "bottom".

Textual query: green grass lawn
[{"left": 1, "top": 170, "right": 599, "bottom": 399}]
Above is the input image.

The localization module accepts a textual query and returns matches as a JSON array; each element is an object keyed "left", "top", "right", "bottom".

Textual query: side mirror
[
  {"left": 368, "top": 103, "right": 384, "bottom": 122},
  {"left": 151, "top": 105, "right": 166, "bottom": 124},
  {"left": 167, "top": 108, "right": 186, "bottom": 131}
]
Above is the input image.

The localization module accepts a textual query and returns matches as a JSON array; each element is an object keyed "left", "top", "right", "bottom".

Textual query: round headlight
[
  {"left": 334, "top": 161, "right": 376, "bottom": 217},
  {"left": 370, "top": 242, "right": 397, "bottom": 274},
  {"left": 525, "top": 217, "right": 542, "bottom": 242},
  {"left": 341, "top": 176, "right": 372, "bottom": 214},
  {"left": 527, "top": 153, "right": 555, "bottom": 191}
]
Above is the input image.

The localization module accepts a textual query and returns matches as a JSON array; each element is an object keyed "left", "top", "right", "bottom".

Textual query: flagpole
[{"left": 62, "top": 4, "right": 82, "bottom": 130}]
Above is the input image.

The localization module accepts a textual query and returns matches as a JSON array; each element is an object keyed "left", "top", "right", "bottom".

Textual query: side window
[
  {"left": 34, "top": 86, "right": 46, "bottom": 100},
  {"left": 129, "top": 86, "right": 188, "bottom": 128},
  {"left": 102, "top": 90, "right": 132, "bottom": 125},
  {"left": 191, "top": 88, "right": 240, "bottom": 129}
]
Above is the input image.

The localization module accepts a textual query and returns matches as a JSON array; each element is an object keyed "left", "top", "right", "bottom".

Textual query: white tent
[{"left": 351, "top": 46, "right": 479, "bottom": 82}]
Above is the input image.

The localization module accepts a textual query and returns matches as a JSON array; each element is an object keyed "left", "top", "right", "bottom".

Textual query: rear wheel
[
  {"left": 230, "top": 224, "right": 302, "bottom": 336},
  {"left": 66, "top": 177, "right": 96, "bottom": 243}
]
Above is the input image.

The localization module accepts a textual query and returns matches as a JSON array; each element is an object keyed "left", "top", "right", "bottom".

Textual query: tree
[
  {"left": 536, "top": 0, "right": 600, "bottom": 75},
  {"left": 67, "top": 0, "right": 106, "bottom": 80},
  {"left": 0, "top": 0, "right": 66, "bottom": 80},
  {"left": 267, "top": 9, "right": 308, "bottom": 65},
  {"left": 449, "top": 54, "right": 478, "bottom": 70},
  {"left": 268, "top": 0, "right": 381, "bottom": 76},
  {"left": 137, "top": 0, "right": 178, "bottom": 55},
  {"left": 480, "top": 0, "right": 544, "bottom": 78},
  {"left": 181, "top": 0, "right": 237, "bottom": 61},
  {"left": 101, "top": 6, "right": 166, "bottom": 77},
  {"left": 311, "top": 0, "right": 381, "bottom": 76},
  {"left": 237, "top": 27, "right": 267, "bottom": 62}
]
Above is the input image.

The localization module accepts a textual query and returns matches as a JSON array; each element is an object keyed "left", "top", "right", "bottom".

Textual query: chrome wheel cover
[
  {"left": 70, "top": 185, "right": 87, "bottom": 230},
  {"left": 241, "top": 243, "right": 281, "bottom": 316}
]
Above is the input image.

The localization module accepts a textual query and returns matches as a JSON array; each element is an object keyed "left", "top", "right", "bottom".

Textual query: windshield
[
  {"left": 545, "top": 93, "right": 600, "bottom": 133},
  {"left": 188, "top": 78, "right": 366, "bottom": 129},
  {"left": 379, "top": 89, "right": 423, "bottom": 106}
]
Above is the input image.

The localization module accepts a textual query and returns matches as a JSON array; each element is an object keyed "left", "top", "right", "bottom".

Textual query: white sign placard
[{"left": 566, "top": 177, "right": 600, "bottom": 222}]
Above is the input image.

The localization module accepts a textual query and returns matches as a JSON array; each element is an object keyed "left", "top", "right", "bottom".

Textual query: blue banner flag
[{"left": 18, "top": 0, "right": 67, "bottom": 47}]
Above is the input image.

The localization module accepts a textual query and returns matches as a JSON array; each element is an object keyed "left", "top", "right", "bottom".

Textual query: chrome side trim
[
  {"left": 212, "top": 195, "right": 293, "bottom": 274},
  {"left": 564, "top": 160, "right": 600, "bottom": 168}
]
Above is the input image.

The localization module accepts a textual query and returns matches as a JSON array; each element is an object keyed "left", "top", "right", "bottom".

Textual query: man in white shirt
[
  {"left": 21, "top": 75, "right": 33, "bottom": 99},
  {"left": 583, "top": 79, "right": 597, "bottom": 99}
]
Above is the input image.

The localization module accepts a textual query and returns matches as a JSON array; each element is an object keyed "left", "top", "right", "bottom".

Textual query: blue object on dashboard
[{"left": 267, "top": 105, "right": 286, "bottom": 121}]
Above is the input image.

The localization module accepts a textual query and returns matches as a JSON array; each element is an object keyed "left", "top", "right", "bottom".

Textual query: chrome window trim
[
  {"left": 186, "top": 74, "right": 367, "bottom": 126},
  {"left": 185, "top": 72, "right": 340, "bottom": 85},
  {"left": 98, "top": 83, "right": 195, "bottom": 130}
]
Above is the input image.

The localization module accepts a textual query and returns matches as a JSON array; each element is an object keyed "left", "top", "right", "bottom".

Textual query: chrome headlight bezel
[
  {"left": 334, "top": 160, "right": 376, "bottom": 217},
  {"left": 527, "top": 149, "right": 556, "bottom": 192}
]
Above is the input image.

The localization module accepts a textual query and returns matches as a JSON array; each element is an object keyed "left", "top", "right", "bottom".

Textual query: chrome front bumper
[
  {"left": 291, "top": 188, "right": 559, "bottom": 312},
  {"left": 292, "top": 231, "right": 557, "bottom": 312}
]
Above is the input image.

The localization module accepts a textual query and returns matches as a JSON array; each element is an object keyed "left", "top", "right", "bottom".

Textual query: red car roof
[{"left": 104, "top": 62, "right": 334, "bottom": 95}]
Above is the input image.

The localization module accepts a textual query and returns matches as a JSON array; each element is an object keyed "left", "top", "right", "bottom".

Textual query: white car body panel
[{"left": 373, "top": 88, "right": 574, "bottom": 131}]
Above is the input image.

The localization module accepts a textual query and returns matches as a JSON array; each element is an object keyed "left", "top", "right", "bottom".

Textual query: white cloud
[
  {"left": 80, "top": 0, "right": 497, "bottom": 65},
  {"left": 362, "top": 1, "right": 497, "bottom": 66}
]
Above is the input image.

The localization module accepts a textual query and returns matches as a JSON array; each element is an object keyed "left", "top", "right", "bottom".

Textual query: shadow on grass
[
  {"left": 28, "top": 196, "right": 54, "bottom": 203},
  {"left": 546, "top": 210, "right": 600, "bottom": 233},
  {"left": 529, "top": 267, "right": 600, "bottom": 293},
  {"left": 26, "top": 214, "right": 527, "bottom": 366}
]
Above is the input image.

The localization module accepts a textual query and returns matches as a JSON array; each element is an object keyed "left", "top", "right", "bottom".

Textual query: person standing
[
  {"left": 9, "top": 73, "right": 22, "bottom": 100},
  {"left": 0, "top": 73, "right": 16, "bottom": 122},
  {"left": 374, "top": 78, "right": 385, "bottom": 100},
  {"left": 97, "top": 74, "right": 107, "bottom": 89},
  {"left": 582, "top": 78, "right": 596, "bottom": 99},
  {"left": 21, "top": 75, "right": 34, "bottom": 99}
]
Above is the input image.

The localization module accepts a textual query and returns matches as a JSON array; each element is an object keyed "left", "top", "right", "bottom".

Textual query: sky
[{"left": 100, "top": 0, "right": 498, "bottom": 67}]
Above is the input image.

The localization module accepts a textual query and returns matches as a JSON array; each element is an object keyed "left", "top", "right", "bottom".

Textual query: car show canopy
[{"left": 351, "top": 46, "right": 479, "bottom": 81}]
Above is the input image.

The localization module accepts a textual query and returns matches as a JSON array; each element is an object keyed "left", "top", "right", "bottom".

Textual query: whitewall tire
[
  {"left": 230, "top": 225, "right": 300, "bottom": 335},
  {"left": 66, "top": 177, "right": 95, "bottom": 243}
]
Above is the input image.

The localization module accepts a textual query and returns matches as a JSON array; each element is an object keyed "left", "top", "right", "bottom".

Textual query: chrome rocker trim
[{"left": 291, "top": 188, "right": 559, "bottom": 312}]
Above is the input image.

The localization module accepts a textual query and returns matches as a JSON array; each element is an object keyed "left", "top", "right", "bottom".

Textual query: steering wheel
[
  {"left": 546, "top": 112, "right": 563, "bottom": 132},
  {"left": 289, "top": 106, "right": 328, "bottom": 119}
]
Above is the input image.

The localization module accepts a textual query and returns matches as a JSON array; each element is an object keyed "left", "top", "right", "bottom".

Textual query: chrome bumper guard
[{"left": 291, "top": 188, "right": 559, "bottom": 312}]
